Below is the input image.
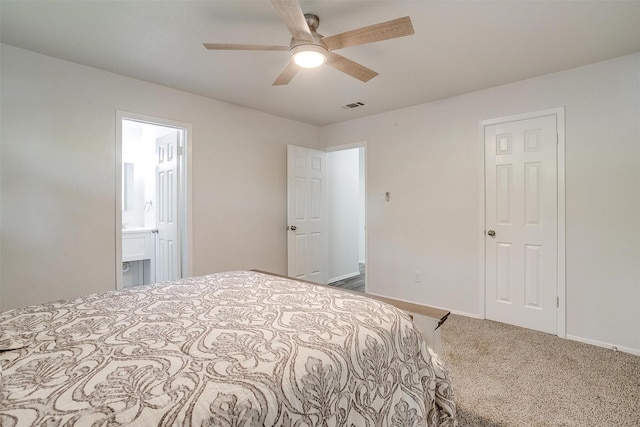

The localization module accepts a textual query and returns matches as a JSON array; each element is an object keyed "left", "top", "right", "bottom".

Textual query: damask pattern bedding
[{"left": 0, "top": 271, "right": 457, "bottom": 426}]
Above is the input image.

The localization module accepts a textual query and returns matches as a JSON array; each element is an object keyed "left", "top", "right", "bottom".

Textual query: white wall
[
  {"left": 320, "top": 53, "right": 640, "bottom": 354},
  {"left": 327, "top": 148, "right": 360, "bottom": 282},
  {"left": 0, "top": 44, "right": 320, "bottom": 311}
]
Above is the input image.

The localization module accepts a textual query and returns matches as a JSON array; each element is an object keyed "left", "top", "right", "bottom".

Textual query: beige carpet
[{"left": 440, "top": 314, "right": 640, "bottom": 426}]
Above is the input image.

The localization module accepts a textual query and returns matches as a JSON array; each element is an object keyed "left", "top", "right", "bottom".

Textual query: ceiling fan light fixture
[{"left": 291, "top": 45, "right": 327, "bottom": 68}]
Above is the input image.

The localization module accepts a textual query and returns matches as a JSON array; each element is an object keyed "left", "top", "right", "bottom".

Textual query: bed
[{"left": 0, "top": 270, "right": 457, "bottom": 426}]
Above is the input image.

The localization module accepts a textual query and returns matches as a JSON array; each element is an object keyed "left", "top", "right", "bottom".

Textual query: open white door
[
  {"left": 287, "top": 145, "right": 327, "bottom": 284},
  {"left": 155, "top": 131, "right": 181, "bottom": 282}
]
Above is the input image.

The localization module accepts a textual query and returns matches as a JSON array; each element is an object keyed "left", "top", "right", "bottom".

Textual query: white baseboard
[
  {"left": 442, "top": 313, "right": 640, "bottom": 356},
  {"left": 381, "top": 303, "right": 640, "bottom": 356},
  {"left": 328, "top": 271, "right": 360, "bottom": 284},
  {"left": 566, "top": 334, "right": 640, "bottom": 356}
]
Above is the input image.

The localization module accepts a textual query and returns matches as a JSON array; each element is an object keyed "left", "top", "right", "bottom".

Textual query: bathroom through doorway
[{"left": 115, "top": 111, "right": 191, "bottom": 290}]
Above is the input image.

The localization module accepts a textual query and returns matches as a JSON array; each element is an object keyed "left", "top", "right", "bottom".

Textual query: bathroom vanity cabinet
[{"left": 122, "top": 229, "right": 155, "bottom": 287}]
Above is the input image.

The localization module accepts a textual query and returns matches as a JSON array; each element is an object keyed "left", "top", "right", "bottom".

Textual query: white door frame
[
  {"left": 325, "top": 141, "right": 367, "bottom": 290},
  {"left": 115, "top": 110, "right": 193, "bottom": 290},
  {"left": 478, "top": 108, "right": 566, "bottom": 337}
]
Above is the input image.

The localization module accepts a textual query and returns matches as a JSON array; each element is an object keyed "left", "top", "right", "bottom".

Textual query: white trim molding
[
  {"left": 478, "top": 107, "right": 566, "bottom": 338},
  {"left": 566, "top": 335, "right": 640, "bottom": 357}
]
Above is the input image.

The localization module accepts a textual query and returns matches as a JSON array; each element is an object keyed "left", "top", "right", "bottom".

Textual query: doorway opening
[
  {"left": 327, "top": 145, "right": 366, "bottom": 293},
  {"left": 115, "top": 111, "right": 192, "bottom": 290},
  {"left": 286, "top": 143, "right": 366, "bottom": 292}
]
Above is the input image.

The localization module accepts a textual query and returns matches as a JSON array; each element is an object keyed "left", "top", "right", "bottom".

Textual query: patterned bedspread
[{"left": 0, "top": 271, "right": 457, "bottom": 426}]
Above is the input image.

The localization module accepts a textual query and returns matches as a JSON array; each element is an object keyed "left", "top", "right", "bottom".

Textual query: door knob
[
  {"left": 288, "top": 225, "right": 297, "bottom": 231},
  {"left": 487, "top": 229, "right": 496, "bottom": 237}
]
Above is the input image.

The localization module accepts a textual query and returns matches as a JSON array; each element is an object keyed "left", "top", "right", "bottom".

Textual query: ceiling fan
[{"left": 203, "top": 0, "right": 414, "bottom": 86}]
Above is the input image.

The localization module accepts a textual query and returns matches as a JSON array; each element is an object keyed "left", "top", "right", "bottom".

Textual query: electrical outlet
[{"left": 413, "top": 270, "right": 421, "bottom": 283}]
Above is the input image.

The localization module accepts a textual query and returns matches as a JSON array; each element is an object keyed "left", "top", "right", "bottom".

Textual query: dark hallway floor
[{"left": 328, "top": 263, "right": 365, "bottom": 293}]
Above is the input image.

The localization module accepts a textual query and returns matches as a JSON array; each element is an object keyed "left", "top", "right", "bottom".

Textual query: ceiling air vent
[{"left": 342, "top": 101, "right": 365, "bottom": 110}]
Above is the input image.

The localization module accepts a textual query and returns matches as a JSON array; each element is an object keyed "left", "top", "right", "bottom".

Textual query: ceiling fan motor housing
[
  {"left": 289, "top": 15, "right": 328, "bottom": 68},
  {"left": 304, "top": 14, "right": 320, "bottom": 32},
  {"left": 289, "top": 14, "right": 327, "bottom": 53}
]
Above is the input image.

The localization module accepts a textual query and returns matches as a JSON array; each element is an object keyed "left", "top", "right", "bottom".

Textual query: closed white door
[
  {"left": 156, "top": 131, "right": 181, "bottom": 282},
  {"left": 287, "top": 145, "right": 327, "bottom": 284},
  {"left": 485, "top": 115, "right": 558, "bottom": 334}
]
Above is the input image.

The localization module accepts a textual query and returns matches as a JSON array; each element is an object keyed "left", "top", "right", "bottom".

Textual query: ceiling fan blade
[
  {"left": 273, "top": 60, "right": 299, "bottom": 86},
  {"left": 322, "top": 16, "right": 414, "bottom": 51},
  {"left": 271, "top": 0, "right": 314, "bottom": 42},
  {"left": 203, "top": 43, "right": 289, "bottom": 51},
  {"left": 326, "top": 52, "right": 378, "bottom": 83}
]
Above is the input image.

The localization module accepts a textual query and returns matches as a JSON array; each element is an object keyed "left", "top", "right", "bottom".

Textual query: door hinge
[
  {"left": 177, "top": 146, "right": 184, "bottom": 156},
  {"left": 555, "top": 133, "right": 559, "bottom": 145},
  {"left": 557, "top": 296, "right": 559, "bottom": 308}
]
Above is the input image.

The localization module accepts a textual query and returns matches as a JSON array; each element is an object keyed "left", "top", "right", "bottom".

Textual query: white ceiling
[{"left": 1, "top": 1, "right": 639, "bottom": 126}]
